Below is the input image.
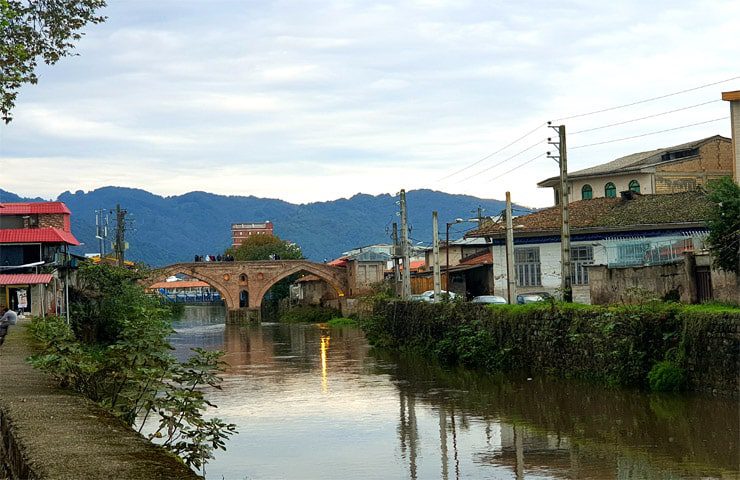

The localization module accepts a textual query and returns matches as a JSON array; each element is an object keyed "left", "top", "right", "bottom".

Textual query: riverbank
[
  {"left": 0, "top": 321, "right": 199, "bottom": 479},
  {"left": 364, "top": 301, "right": 740, "bottom": 396}
]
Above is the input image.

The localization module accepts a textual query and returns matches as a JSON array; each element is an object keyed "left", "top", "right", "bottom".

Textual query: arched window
[
  {"left": 581, "top": 184, "right": 593, "bottom": 200},
  {"left": 629, "top": 180, "right": 640, "bottom": 193},
  {"left": 605, "top": 182, "right": 617, "bottom": 198},
  {"left": 239, "top": 273, "right": 248, "bottom": 283},
  {"left": 239, "top": 290, "right": 249, "bottom": 308}
]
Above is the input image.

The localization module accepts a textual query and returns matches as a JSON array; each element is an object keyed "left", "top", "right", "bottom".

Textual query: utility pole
[
  {"left": 505, "top": 192, "right": 516, "bottom": 304},
  {"left": 95, "top": 208, "right": 109, "bottom": 258},
  {"left": 391, "top": 222, "right": 401, "bottom": 294},
  {"left": 432, "top": 211, "right": 441, "bottom": 301},
  {"left": 113, "top": 204, "right": 128, "bottom": 267},
  {"left": 399, "top": 190, "right": 412, "bottom": 299},
  {"left": 548, "top": 122, "right": 572, "bottom": 302}
]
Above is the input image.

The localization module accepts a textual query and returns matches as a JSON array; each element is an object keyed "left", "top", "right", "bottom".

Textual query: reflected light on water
[{"left": 320, "top": 334, "right": 330, "bottom": 393}]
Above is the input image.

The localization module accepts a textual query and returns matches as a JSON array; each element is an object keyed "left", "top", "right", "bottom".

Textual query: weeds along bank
[{"left": 364, "top": 301, "right": 740, "bottom": 396}]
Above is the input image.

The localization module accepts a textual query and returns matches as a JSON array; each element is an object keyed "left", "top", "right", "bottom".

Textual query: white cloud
[{"left": 1, "top": 0, "right": 738, "bottom": 210}]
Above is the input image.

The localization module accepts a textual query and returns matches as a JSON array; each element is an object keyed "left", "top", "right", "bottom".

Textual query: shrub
[
  {"left": 280, "top": 305, "right": 339, "bottom": 323},
  {"left": 327, "top": 317, "right": 358, "bottom": 327},
  {"left": 648, "top": 360, "right": 685, "bottom": 392}
]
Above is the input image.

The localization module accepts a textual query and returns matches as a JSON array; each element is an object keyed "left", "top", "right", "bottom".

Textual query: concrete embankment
[{"left": 0, "top": 322, "right": 200, "bottom": 480}]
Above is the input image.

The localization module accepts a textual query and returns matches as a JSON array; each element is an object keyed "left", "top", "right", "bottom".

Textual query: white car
[
  {"left": 413, "top": 290, "right": 457, "bottom": 302},
  {"left": 471, "top": 295, "right": 507, "bottom": 305}
]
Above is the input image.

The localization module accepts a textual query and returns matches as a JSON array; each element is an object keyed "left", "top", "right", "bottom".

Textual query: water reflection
[{"left": 170, "top": 307, "right": 739, "bottom": 480}]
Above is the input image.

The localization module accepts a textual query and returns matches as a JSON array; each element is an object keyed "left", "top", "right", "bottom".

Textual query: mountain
[{"left": 0, "top": 187, "right": 532, "bottom": 266}]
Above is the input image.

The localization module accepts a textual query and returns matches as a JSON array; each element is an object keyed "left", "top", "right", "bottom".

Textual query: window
[
  {"left": 629, "top": 180, "right": 640, "bottom": 193},
  {"left": 515, "top": 247, "right": 541, "bottom": 286},
  {"left": 570, "top": 246, "right": 594, "bottom": 285},
  {"left": 605, "top": 182, "right": 617, "bottom": 198},
  {"left": 581, "top": 184, "right": 593, "bottom": 200}
]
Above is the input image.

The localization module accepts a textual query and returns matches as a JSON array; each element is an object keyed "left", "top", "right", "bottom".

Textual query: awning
[{"left": 0, "top": 273, "right": 54, "bottom": 285}]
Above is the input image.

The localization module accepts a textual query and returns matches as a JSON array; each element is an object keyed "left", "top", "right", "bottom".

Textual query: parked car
[
  {"left": 471, "top": 295, "right": 507, "bottom": 305},
  {"left": 412, "top": 290, "right": 457, "bottom": 302},
  {"left": 516, "top": 292, "right": 553, "bottom": 304}
]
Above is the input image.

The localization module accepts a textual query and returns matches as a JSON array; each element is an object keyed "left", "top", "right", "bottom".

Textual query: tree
[
  {"left": 705, "top": 176, "right": 740, "bottom": 273},
  {"left": 227, "top": 234, "right": 303, "bottom": 261},
  {"left": 1, "top": 0, "right": 106, "bottom": 122}
]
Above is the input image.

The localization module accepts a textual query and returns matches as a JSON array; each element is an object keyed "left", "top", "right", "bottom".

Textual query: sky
[{"left": 1, "top": 0, "right": 739, "bottom": 208}]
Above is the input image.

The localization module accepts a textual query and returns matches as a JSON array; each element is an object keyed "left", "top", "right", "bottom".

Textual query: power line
[
  {"left": 489, "top": 152, "right": 544, "bottom": 182},
  {"left": 551, "top": 74, "right": 740, "bottom": 122},
  {"left": 570, "top": 99, "right": 722, "bottom": 135},
  {"left": 437, "top": 122, "right": 546, "bottom": 181},
  {"left": 456, "top": 139, "right": 543, "bottom": 183},
  {"left": 570, "top": 116, "right": 729, "bottom": 150}
]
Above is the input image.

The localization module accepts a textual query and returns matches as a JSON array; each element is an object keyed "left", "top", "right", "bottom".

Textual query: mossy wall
[{"left": 364, "top": 301, "right": 740, "bottom": 396}]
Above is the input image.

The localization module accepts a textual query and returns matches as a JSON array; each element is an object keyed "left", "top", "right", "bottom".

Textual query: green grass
[{"left": 326, "top": 317, "right": 358, "bottom": 327}]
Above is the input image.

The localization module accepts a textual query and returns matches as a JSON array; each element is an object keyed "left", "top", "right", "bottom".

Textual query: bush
[
  {"left": 327, "top": 317, "right": 358, "bottom": 327},
  {"left": 648, "top": 360, "right": 685, "bottom": 392}
]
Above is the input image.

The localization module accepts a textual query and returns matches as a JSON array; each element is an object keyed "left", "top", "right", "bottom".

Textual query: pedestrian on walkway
[{"left": 0, "top": 307, "right": 18, "bottom": 346}]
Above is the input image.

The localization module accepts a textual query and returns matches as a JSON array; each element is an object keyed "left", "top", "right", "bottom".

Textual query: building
[
  {"left": 0, "top": 202, "right": 80, "bottom": 315},
  {"left": 538, "top": 135, "right": 733, "bottom": 204},
  {"left": 722, "top": 90, "right": 740, "bottom": 183},
  {"left": 231, "top": 221, "right": 274, "bottom": 247},
  {"left": 466, "top": 191, "right": 713, "bottom": 303}
]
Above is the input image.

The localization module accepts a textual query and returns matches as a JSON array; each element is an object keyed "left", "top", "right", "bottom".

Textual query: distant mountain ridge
[{"left": 0, "top": 187, "right": 531, "bottom": 266}]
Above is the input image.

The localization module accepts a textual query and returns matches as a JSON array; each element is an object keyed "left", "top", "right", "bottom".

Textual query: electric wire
[
  {"left": 550, "top": 74, "right": 740, "bottom": 122},
  {"left": 455, "top": 139, "right": 543, "bottom": 183},
  {"left": 437, "top": 122, "right": 546, "bottom": 181},
  {"left": 570, "top": 117, "right": 729, "bottom": 150},
  {"left": 489, "top": 152, "right": 544, "bottom": 182},
  {"left": 570, "top": 99, "right": 722, "bottom": 135}
]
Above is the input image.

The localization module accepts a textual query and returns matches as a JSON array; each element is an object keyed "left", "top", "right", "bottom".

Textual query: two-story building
[
  {"left": 537, "top": 135, "right": 733, "bottom": 204},
  {"left": 0, "top": 202, "right": 80, "bottom": 315},
  {"left": 466, "top": 191, "right": 713, "bottom": 304}
]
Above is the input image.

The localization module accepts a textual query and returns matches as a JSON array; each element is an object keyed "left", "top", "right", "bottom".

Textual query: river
[{"left": 169, "top": 306, "right": 739, "bottom": 480}]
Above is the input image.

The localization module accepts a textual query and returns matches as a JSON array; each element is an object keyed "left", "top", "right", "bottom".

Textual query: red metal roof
[
  {"left": 0, "top": 228, "right": 80, "bottom": 245},
  {"left": 0, "top": 202, "right": 71, "bottom": 215},
  {"left": 0, "top": 273, "right": 54, "bottom": 285}
]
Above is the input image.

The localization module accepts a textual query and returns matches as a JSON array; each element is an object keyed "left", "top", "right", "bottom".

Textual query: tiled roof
[
  {"left": 460, "top": 250, "right": 493, "bottom": 265},
  {"left": 0, "top": 202, "right": 71, "bottom": 215},
  {"left": 0, "top": 274, "right": 54, "bottom": 285},
  {"left": 538, "top": 135, "right": 729, "bottom": 186},
  {"left": 467, "top": 191, "right": 712, "bottom": 238},
  {"left": 0, "top": 228, "right": 80, "bottom": 245}
]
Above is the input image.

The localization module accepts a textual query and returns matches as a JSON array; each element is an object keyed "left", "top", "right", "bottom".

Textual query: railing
[
  {"left": 157, "top": 289, "right": 223, "bottom": 304},
  {"left": 604, "top": 235, "right": 706, "bottom": 268}
]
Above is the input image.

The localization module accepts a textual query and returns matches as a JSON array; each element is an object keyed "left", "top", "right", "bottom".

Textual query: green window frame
[
  {"left": 581, "top": 184, "right": 593, "bottom": 200},
  {"left": 629, "top": 180, "right": 640, "bottom": 193},
  {"left": 605, "top": 182, "right": 617, "bottom": 198}
]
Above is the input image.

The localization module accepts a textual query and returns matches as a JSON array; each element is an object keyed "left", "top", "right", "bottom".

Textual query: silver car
[{"left": 471, "top": 295, "right": 507, "bottom": 305}]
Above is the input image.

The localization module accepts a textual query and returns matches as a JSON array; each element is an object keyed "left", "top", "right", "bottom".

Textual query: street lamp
[{"left": 445, "top": 218, "right": 464, "bottom": 290}]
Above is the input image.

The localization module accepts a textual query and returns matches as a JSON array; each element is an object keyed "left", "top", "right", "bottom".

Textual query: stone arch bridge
[{"left": 142, "top": 260, "right": 348, "bottom": 321}]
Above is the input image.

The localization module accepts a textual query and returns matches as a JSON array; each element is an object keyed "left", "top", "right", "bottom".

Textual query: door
[{"left": 695, "top": 266, "right": 712, "bottom": 303}]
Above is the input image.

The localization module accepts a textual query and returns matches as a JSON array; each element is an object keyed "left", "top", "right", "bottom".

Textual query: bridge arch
[
  {"left": 252, "top": 263, "right": 345, "bottom": 310},
  {"left": 143, "top": 264, "right": 237, "bottom": 310}
]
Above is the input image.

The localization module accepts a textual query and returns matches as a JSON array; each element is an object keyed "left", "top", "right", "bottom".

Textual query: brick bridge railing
[{"left": 141, "top": 260, "right": 348, "bottom": 321}]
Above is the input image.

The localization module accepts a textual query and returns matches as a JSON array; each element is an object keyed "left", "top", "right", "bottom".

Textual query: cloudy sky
[{"left": 2, "top": 0, "right": 738, "bottom": 207}]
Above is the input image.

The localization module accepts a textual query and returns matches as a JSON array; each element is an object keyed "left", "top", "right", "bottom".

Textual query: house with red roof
[{"left": 0, "top": 201, "right": 80, "bottom": 315}]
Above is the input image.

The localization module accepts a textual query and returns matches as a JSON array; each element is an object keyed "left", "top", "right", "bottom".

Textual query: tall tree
[
  {"left": 1, "top": 0, "right": 106, "bottom": 122},
  {"left": 227, "top": 234, "right": 303, "bottom": 261},
  {"left": 705, "top": 176, "right": 740, "bottom": 273}
]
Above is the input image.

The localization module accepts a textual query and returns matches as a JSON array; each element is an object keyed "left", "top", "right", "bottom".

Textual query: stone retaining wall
[{"left": 0, "top": 322, "right": 200, "bottom": 480}]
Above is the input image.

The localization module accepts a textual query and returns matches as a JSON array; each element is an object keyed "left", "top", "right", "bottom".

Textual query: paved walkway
[{"left": 0, "top": 321, "right": 200, "bottom": 479}]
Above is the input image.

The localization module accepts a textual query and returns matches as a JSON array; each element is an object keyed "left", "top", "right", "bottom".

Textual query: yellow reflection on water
[{"left": 320, "top": 335, "right": 330, "bottom": 393}]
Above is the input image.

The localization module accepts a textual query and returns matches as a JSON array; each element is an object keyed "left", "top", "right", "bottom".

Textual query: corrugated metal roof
[
  {"left": 0, "top": 228, "right": 80, "bottom": 245},
  {"left": 0, "top": 202, "right": 71, "bottom": 215},
  {"left": 148, "top": 280, "right": 211, "bottom": 289},
  {"left": 0, "top": 273, "right": 54, "bottom": 285}
]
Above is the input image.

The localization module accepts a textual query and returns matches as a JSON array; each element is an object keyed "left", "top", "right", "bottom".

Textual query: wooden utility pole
[
  {"left": 505, "top": 192, "right": 516, "bottom": 304},
  {"left": 548, "top": 123, "right": 572, "bottom": 302},
  {"left": 399, "top": 190, "right": 412, "bottom": 299},
  {"left": 113, "top": 204, "right": 128, "bottom": 267},
  {"left": 432, "top": 211, "right": 441, "bottom": 301},
  {"left": 392, "top": 222, "right": 401, "bottom": 294}
]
